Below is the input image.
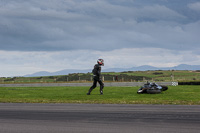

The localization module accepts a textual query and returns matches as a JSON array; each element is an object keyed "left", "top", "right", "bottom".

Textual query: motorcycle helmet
[{"left": 97, "top": 59, "right": 104, "bottom": 66}]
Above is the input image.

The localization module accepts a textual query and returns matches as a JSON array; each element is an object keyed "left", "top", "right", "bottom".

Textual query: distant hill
[
  {"left": 103, "top": 64, "right": 200, "bottom": 72},
  {"left": 24, "top": 64, "right": 200, "bottom": 77},
  {"left": 24, "top": 69, "right": 90, "bottom": 77}
]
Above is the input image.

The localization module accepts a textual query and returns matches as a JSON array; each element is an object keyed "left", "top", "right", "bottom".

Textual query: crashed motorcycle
[{"left": 137, "top": 82, "right": 168, "bottom": 94}]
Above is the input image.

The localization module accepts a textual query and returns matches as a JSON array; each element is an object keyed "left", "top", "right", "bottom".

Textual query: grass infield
[{"left": 0, "top": 85, "right": 200, "bottom": 105}]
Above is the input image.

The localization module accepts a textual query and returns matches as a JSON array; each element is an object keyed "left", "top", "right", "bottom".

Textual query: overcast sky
[{"left": 0, "top": 0, "right": 200, "bottom": 77}]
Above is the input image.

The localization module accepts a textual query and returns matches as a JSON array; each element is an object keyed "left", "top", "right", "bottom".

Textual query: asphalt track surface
[{"left": 0, "top": 103, "right": 200, "bottom": 133}]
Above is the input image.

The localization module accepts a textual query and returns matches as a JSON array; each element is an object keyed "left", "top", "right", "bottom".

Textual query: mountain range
[{"left": 24, "top": 64, "right": 200, "bottom": 77}]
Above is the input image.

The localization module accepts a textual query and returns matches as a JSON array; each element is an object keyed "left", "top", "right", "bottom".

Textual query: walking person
[{"left": 87, "top": 59, "right": 104, "bottom": 95}]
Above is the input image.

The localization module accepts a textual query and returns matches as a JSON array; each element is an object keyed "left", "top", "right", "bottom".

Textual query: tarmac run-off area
[{"left": 0, "top": 103, "right": 199, "bottom": 133}]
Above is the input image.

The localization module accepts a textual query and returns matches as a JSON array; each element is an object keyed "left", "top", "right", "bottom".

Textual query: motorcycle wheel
[{"left": 161, "top": 85, "right": 168, "bottom": 91}]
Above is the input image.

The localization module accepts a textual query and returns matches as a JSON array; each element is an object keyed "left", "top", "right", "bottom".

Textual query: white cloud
[
  {"left": 100, "top": 48, "right": 200, "bottom": 68},
  {"left": 188, "top": 2, "right": 200, "bottom": 11}
]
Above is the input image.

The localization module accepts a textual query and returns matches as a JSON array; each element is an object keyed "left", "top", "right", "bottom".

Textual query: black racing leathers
[{"left": 87, "top": 64, "right": 104, "bottom": 95}]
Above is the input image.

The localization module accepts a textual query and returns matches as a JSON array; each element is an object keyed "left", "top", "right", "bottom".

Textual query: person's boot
[
  {"left": 100, "top": 90, "right": 103, "bottom": 95},
  {"left": 87, "top": 88, "right": 93, "bottom": 95}
]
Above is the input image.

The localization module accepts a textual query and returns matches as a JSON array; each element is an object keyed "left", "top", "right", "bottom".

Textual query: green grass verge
[{"left": 0, "top": 85, "right": 200, "bottom": 105}]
